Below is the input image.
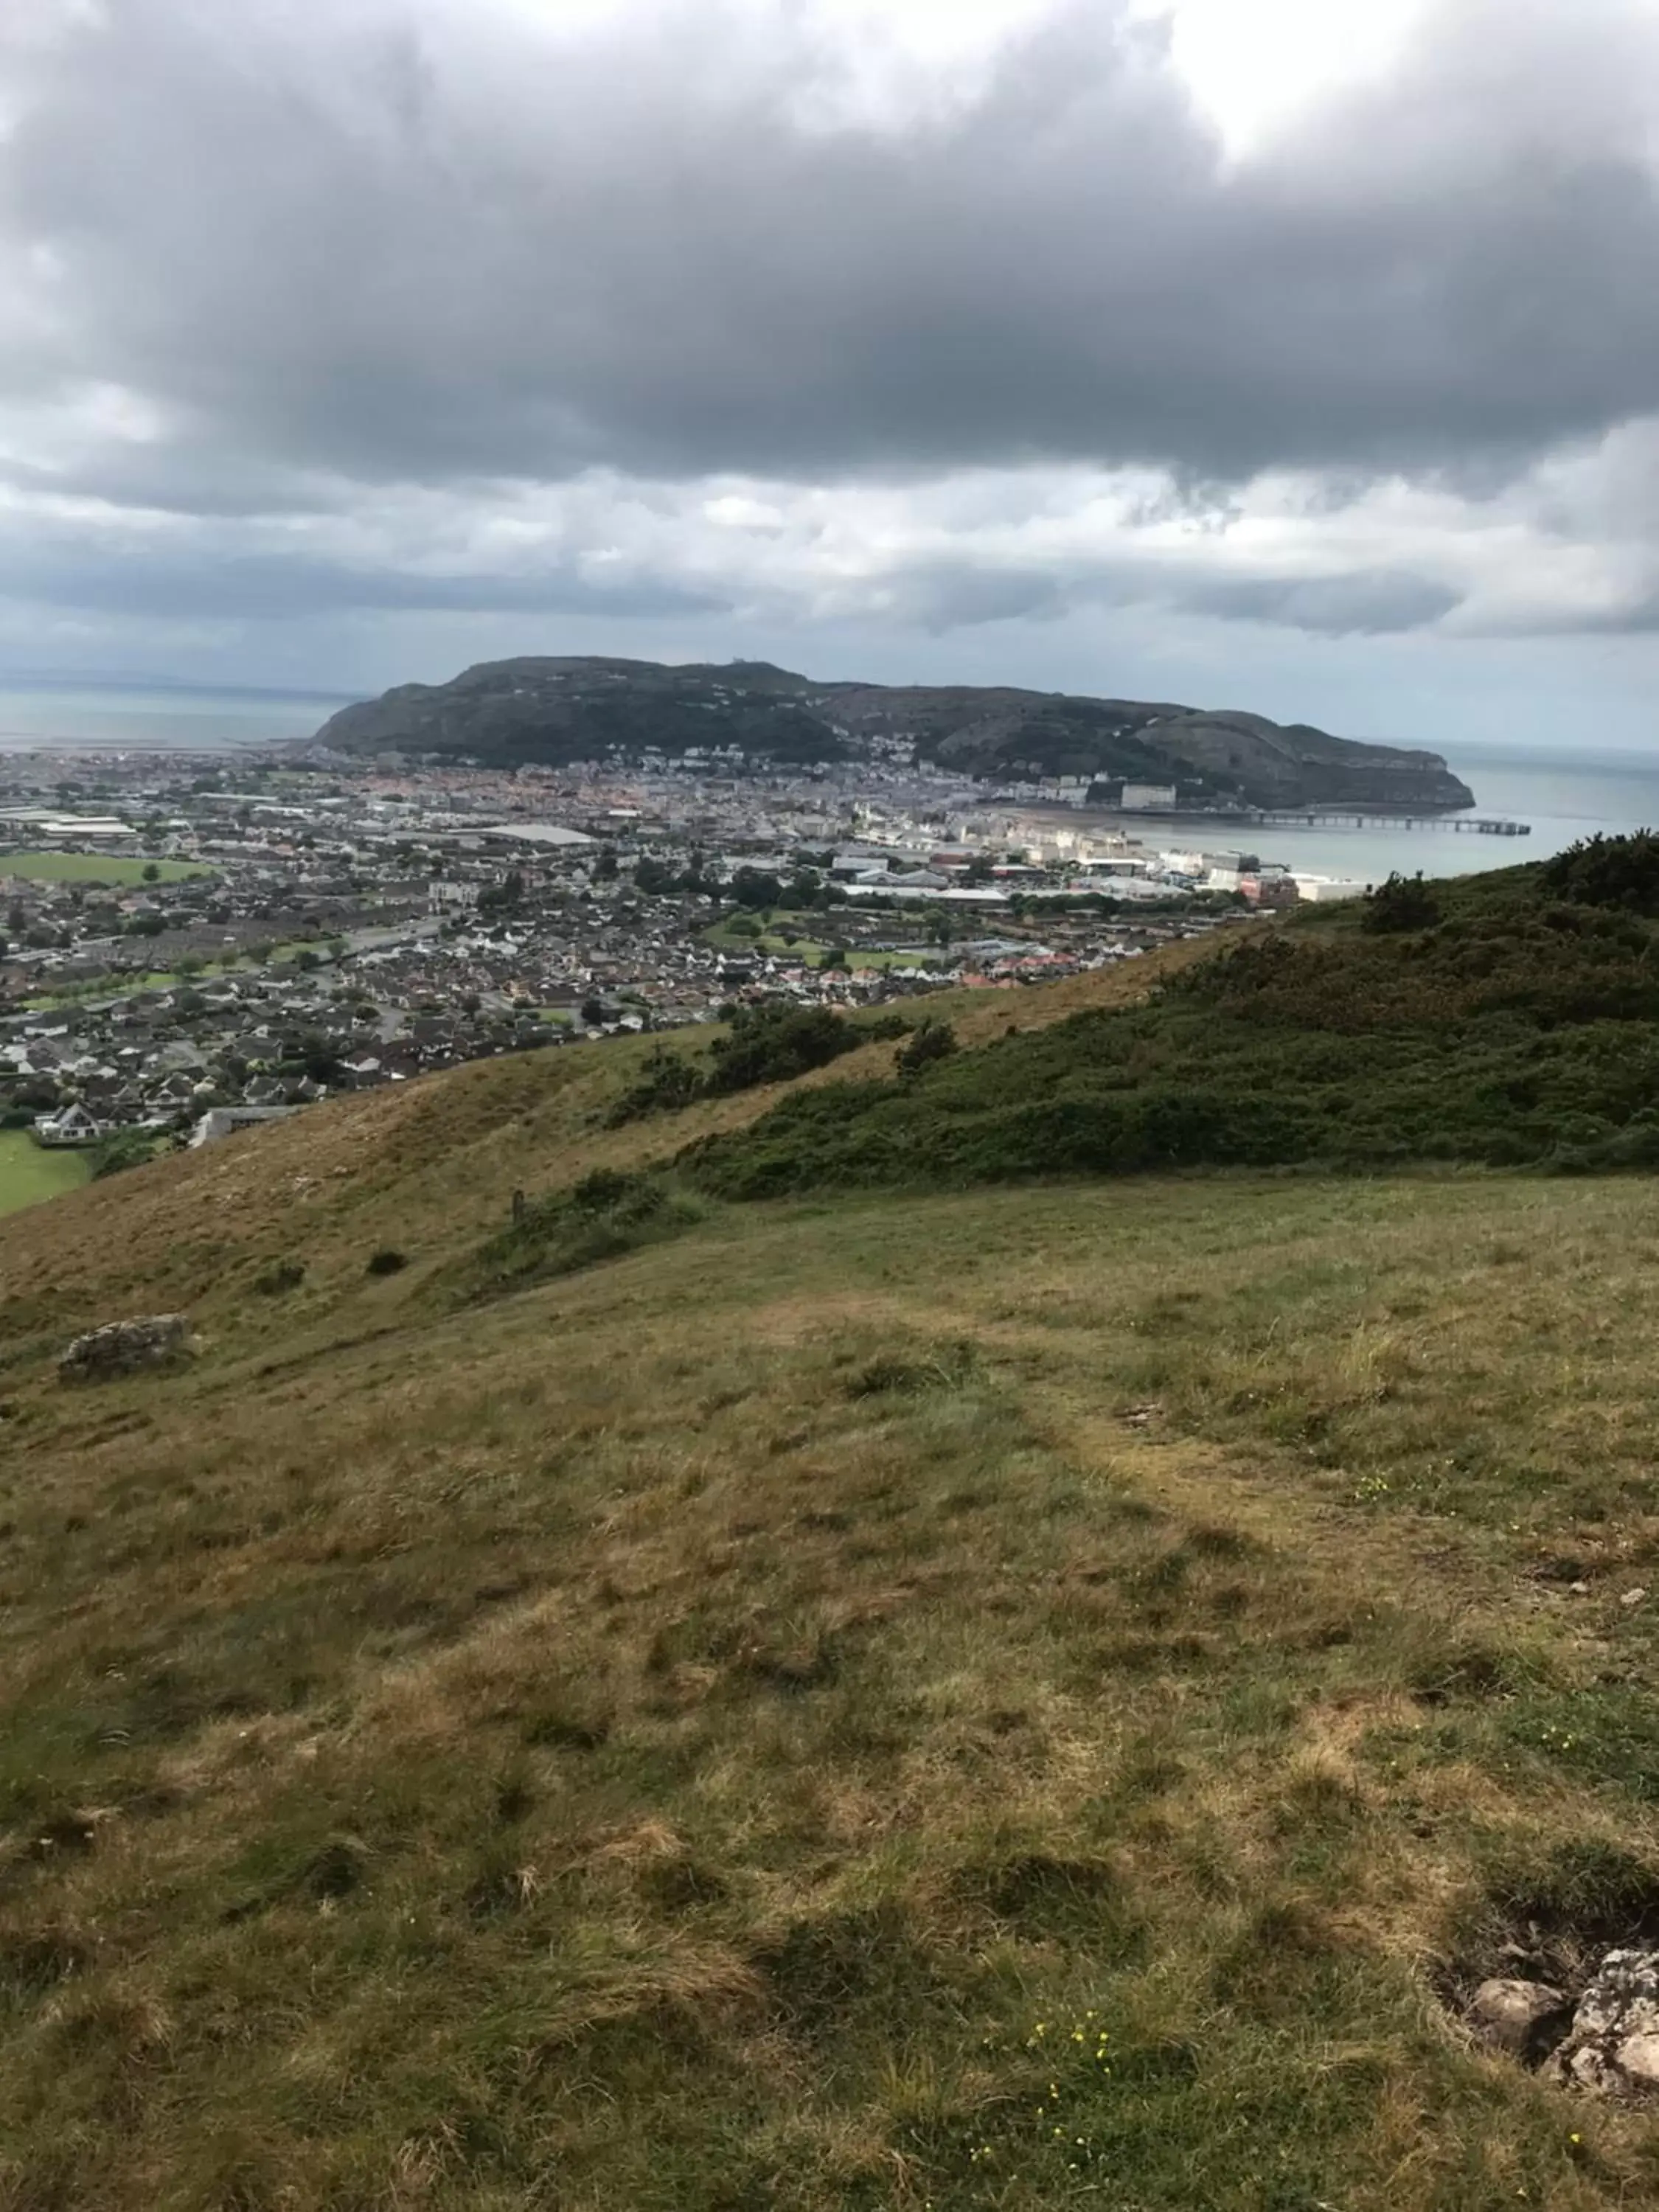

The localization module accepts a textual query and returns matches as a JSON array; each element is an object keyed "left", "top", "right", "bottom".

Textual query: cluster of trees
[
  {"left": 630, "top": 855, "right": 849, "bottom": 914},
  {"left": 477, "top": 869, "right": 526, "bottom": 917}
]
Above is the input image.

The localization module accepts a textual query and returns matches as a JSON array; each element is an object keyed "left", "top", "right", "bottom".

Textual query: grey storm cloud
[
  {"left": 6, "top": 0, "right": 1659, "bottom": 496},
  {"left": 0, "top": 531, "right": 724, "bottom": 623},
  {"left": 1183, "top": 571, "right": 1465, "bottom": 636}
]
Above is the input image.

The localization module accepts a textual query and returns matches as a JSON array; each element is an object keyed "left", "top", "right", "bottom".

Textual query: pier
[{"left": 1250, "top": 812, "right": 1531, "bottom": 836}]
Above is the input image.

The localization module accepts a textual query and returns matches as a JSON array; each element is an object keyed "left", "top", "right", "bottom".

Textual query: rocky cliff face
[{"left": 313, "top": 656, "right": 1475, "bottom": 812}]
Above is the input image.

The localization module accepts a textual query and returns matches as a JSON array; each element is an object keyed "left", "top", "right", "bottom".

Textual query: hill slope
[
  {"left": 5, "top": 883, "right": 1659, "bottom": 2208},
  {"left": 310, "top": 655, "right": 1475, "bottom": 811}
]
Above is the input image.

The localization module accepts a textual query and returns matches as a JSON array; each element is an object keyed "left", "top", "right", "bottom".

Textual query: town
[{"left": 0, "top": 735, "right": 1324, "bottom": 1172}]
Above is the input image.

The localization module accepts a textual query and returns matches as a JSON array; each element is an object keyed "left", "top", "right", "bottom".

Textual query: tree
[
  {"left": 731, "top": 867, "right": 783, "bottom": 911},
  {"left": 594, "top": 848, "right": 619, "bottom": 882},
  {"left": 580, "top": 996, "right": 606, "bottom": 1026},
  {"left": 478, "top": 870, "right": 525, "bottom": 917},
  {"left": 142, "top": 862, "right": 161, "bottom": 883},
  {"left": 925, "top": 906, "right": 955, "bottom": 948}
]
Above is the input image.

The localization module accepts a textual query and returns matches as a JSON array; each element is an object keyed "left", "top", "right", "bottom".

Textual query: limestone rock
[
  {"left": 59, "top": 1315, "right": 190, "bottom": 1385},
  {"left": 1469, "top": 1978, "right": 1570, "bottom": 2057},
  {"left": 1548, "top": 1950, "right": 1659, "bottom": 2096}
]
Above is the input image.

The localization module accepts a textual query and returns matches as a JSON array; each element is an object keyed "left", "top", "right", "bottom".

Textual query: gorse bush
[
  {"left": 1362, "top": 870, "right": 1440, "bottom": 933},
  {"left": 607, "top": 1003, "right": 881, "bottom": 1125},
  {"left": 88, "top": 1127, "right": 162, "bottom": 1180},
  {"left": 896, "top": 1018, "right": 959, "bottom": 1077},
  {"left": 1541, "top": 828, "right": 1659, "bottom": 914},
  {"left": 704, "top": 1004, "right": 863, "bottom": 1093},
  {"left": 467, "top": 1169, "right": 703, "bottom": 1294},
  {"left": 605, "top": 1043, "right": 703, "bottom": 1125}
]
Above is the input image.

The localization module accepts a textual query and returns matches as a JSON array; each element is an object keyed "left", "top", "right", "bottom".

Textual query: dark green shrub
[
  {"left": 466, "top": 1171, "right": 700, "bottom": 1296},
  {"left": 1542, "top": 830, "right": 1659, "bottom": 914},
  {"left": 705, "top": 1004, "right": 861, "bottom": 1093},
  {"left": 897, "top": 1019, "right": 958, "bottom": 1077},
  {"left": 605, "top": 1045, "right": 701, "bottom": 1126},
  {"left": 89, "top": 1128, "right": 162, "bottom": 1179},
  {"left": 1362, "top": 872, "right": 1440, "bottom": 933},
  {"left": 366, "top": 1248, "right": 408, "bottom": 1277}
]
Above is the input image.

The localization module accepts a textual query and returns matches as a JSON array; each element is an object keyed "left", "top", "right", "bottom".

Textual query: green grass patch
[
  {"left": 0, "top": 1129, "right": 91, "bottom": 1215},
  {"left": 0, "top": 851, "right": 211, "bottom": 884}
]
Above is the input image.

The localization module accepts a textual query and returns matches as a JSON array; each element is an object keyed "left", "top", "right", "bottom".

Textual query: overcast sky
[{"left": 4, "top": 0, "right": 1659, "bottom": 748}]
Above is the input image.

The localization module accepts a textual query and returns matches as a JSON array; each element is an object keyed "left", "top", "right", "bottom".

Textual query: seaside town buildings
[{"left": 0, "top": 742, "right": 1318, "bottom": 1154}]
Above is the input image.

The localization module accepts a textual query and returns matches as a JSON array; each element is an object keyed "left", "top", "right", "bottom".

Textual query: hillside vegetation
[
  {"left": 681, "top": 849, "right": 1659, "bottom": 1197},
  {"left": 5, "top": 853, "right": 1659, "bottom": 2208}
]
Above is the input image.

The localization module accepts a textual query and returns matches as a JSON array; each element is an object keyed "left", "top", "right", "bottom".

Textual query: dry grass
[{"left": 2, "top": 953, "right": 1659, "bottom": 2206}]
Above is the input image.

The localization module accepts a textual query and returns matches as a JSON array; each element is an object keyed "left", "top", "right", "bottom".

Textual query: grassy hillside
[{"left": 6, "top": 875, "right": 1659, "bottom": 2208}]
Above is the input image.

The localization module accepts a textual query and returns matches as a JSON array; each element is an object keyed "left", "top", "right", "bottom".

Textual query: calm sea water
[
  {"left": 1110, "top": 743, "right": 1659, "bottom": 884},
  {"left": 0, "top": 684, "right": 353, "bottom": 754},
  {"left": 2, "top": 686, "right": 1655, "bottom": 884}
]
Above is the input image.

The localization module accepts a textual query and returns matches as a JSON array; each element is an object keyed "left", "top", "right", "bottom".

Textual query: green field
[
  {"left": 0, "top": 1127, "right": 91, "bottom": 1214},
  {"left": 0, "top": 851, "right": 211, "bottom": 885},
  {"left": 700, "top": 917, "right": 935, "bottom": 969}
]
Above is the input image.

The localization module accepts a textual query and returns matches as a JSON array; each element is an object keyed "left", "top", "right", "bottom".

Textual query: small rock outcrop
[
  {"left": 1468, "top": 1977, "right": 1571, "bottom": 2059},
  {"left": 1546, "top": 1950, "right": 1659, "bottom": 2096},
  {"left": 59, "top": 1315, "right": 190, "bottom": 1384}
]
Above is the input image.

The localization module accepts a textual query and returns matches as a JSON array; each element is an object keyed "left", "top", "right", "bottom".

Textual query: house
[
  {"left": 188, "top": 1105, "right": 301, "bottom": 1148},
  {"left": 32, "top": 1102, "right": 103, "bottom": 1147}
]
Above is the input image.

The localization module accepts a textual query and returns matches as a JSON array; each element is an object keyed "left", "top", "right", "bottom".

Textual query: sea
[
  {"left": 1, "top": 683, "right": 1656, "bottom": 886},
  {"left": 0, "top": 682, "right": 353, "bottom": 757},
  {"left": 1079, "top": 742, "right": 1659, "bottom": 884},
  {"left": 1166, "top": 744, "right": 1659, "bottom": 885}
]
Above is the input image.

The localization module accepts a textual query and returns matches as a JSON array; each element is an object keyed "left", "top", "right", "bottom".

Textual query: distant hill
[{"left": 311, "top": 655, "right": 1475, "bottom": 812}]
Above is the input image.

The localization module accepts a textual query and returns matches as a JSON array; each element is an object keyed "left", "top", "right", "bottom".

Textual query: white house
[{"left": 32, "top": 1103, "right": 104, "bottom": 1148}]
